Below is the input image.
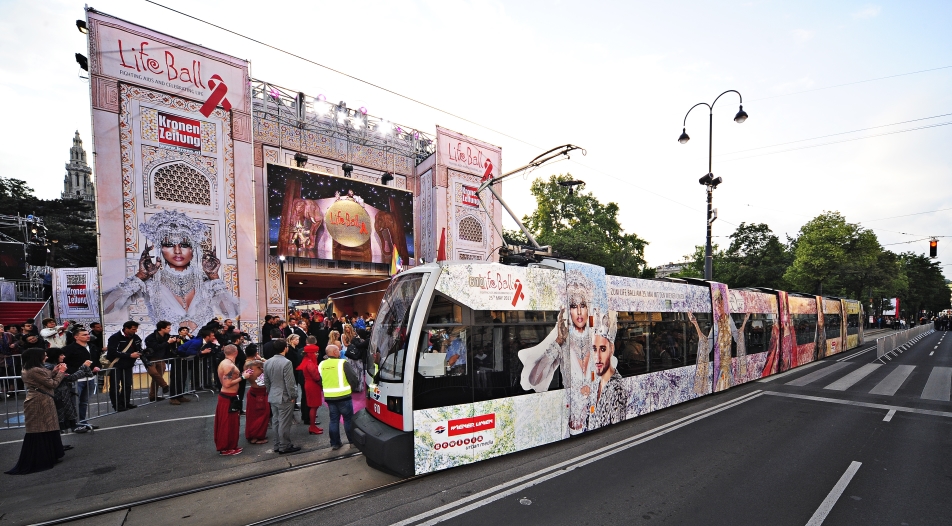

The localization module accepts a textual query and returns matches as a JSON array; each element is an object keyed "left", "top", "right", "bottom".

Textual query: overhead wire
[{"left": 141, "top": 0, "right": 945, "bottom": 244}]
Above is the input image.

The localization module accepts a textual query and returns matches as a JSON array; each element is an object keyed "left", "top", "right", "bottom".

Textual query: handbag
[
  {"left": 101, "top": 338, "right": 133, "bottom": 369},
  {"left": 32, "top": 387, "right": 64, "bottom": 410},
  {"left": 228, "top": 395, "right": 242, "bottom": 413}
]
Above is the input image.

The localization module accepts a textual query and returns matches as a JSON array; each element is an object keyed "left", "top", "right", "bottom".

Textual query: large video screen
[{"left": 268, "top": 164, "right": 414, "bottom": 264}]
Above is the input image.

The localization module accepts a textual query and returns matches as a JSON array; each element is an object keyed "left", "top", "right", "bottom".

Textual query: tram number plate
[{"left": 373, "top": 403, "right": 381, "bottom": 414}]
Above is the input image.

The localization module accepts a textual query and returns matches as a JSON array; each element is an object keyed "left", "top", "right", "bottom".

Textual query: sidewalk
[{"left": 0, "top": 390, "right": 356, "bottom": 525}]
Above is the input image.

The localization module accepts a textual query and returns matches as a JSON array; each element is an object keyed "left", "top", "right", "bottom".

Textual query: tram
[{"left": 351, "top": 259, "right": 864, "bottom": 477}]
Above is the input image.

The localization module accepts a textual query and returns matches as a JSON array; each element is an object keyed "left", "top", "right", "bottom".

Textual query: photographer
[
  {"left": 105, "top": 321, "right": 143, "bottom": 412},
  {"left": 168, "top": 326, "right": 192, "bottom": 404},
  {"left": 40, "top": 318, "right": 68, "bottom": 350},
  {"left": 178, "top": 328, "right": 219, "bottom": 391},
  {"left": 143, "top": 321, "right": 174, "bottom": 402}
]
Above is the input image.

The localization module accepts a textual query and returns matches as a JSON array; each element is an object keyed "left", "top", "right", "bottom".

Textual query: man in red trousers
[{"left": 215, "top": 344, "right": 249, "bottom": 456}]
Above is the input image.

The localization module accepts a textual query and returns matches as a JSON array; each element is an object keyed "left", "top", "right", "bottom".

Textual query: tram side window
[
  {"left": 615, "top": 311, "right": 709, "bottom": 378},
  {"left": 427, "top": 294, "right": 462, "bottom": 324},
  {"left": 729, "top": 314, "right": 775, "bottom": 356},
  {"left": 847, "top": 314, "right": 860, "bottom": 335},
  {"left": 413, "top": 319, "right": 561, "bottom": 409},
  {"left": 825, "top": 314, "right": 842, "bottom": 339},
  {"left": 792, "top": 314, "right": 818, "bottom": 346}
]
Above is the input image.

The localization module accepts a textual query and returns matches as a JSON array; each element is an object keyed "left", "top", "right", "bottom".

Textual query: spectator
[
  {"left": 168, "top": 326, "right": 193, "bottom": 405},
  {"left": 144, "top": 321, "right": 175, "bottom": 401},
  {"left": 264, "top": 339, "right": 300, "bottom": 454},
  {"left": 214, "top": 345, "right": 248, "bottom": 456},
  {"left": 314, "top": 320, "right": 331, "bottom": 360},
  {"left": 45, "top": 348, "right": 93, "bottom": 432},
  {"left": 18, "top": 329, "right": 43, "bottom": 354},
  {"left": 22, "top": 320, "right": 39, "bottom": 338},
  {"left": 1, "top": 324, "right": 19, "bottom": 397},
  {"left": 320, "top": 343, "right": 359, "bottom": 451},
  {"left": 60, "top": 329, "right": 100, "bottom": 432},
  {"left": 178, "top": 328, "right": 218, "bottom": 389},
  {"left": 40, "top": 319, "right": 68, "bottom": 349},
  {"left": 354, "top": 315, "right": 366, "bottom": 331},
  {"left": 298, "top": 336, "right": 323, "bottom": 435},
  {"left": 106, "top": 321, "right": 143, "bottom": 411},
  {"left": 260, "top": 315, "right": 275, "bottom": 344},
  {"left": 243, "top": 345, "right": 268, "bottom": 445},
  {"left": 5, "top": 348, "right": 69, "bottom": 475},
  {"left": 262, "top": 331, "right": 285, "bottom": 359}
]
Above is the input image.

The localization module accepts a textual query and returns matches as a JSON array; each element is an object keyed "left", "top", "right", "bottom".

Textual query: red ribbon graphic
[
  {"left": 511, "top": 279, "right": 525, "bottom": 307},
  {"left": 482, "top": 158, "right": 494, "bottom": 182},
  {"left": 199, "top": 74, "right": 232, "bottom": 117}
]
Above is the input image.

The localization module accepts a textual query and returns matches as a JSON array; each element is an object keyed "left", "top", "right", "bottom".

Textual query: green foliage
[
  {"left": 0, "top": 176, "right": 97, "bottom": 268},
  {"left": 520, "top": 174, "right": 651, "bottom": 278},
  {"left": 897, "top": 252, "right": 951, "bottom": 317}
]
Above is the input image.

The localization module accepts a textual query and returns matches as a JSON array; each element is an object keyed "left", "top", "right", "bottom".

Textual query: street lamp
[{"left": 679, "top": 90, "right": 747, "bottom": 280}]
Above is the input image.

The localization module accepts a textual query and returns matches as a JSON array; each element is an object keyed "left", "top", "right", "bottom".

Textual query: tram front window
[{"left": 371, "top": 273, "right": 427, "bottom": 382}]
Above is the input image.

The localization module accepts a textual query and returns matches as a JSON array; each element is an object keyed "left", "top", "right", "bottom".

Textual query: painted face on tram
[
  {"left": 569, "top": 300, "right": 588, "bottom": 332},
  {"left": 161, "top": 238, "right": 194, "bottom": 272},
  {"left": 593, "top": 334, "right": 614, "bottom": 377}
]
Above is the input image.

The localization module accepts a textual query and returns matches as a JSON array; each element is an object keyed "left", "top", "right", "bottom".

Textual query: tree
[
  {"left": 0, "top": 176, "right": 97, "bottom": 268},
  {"left": 897, "top": 252, "right": 950, "bottom": 318},
  {"left": 519, "top": 174, "right": 651, "bottom": 278},
  {"left": 784, "top": 212, "right": 874, "bottom": 295},
  {"left": 719, "top": 222, "right": 791, "bottom": 289}
]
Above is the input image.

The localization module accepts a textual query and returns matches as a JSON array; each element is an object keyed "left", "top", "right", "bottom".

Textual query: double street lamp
[{"left": 679, "top": 90, "right": 748, "bottom": 280}]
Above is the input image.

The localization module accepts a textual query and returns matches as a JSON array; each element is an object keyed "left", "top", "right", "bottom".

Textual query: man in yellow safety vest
[{"left": 320, "top": 344, "right": 360, "bottom": 450}]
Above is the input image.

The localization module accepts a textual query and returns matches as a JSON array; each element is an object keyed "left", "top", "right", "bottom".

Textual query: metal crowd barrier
[
  {"left": 876, "top": 322, "right": 934, "bottom": 359},
  {"left": 1, "top": 354, "right": 219, "bottom": 430}
]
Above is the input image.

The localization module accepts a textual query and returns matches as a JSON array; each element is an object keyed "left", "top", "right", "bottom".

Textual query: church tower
[{"left": 62, "top": 131, "right": 95, "bottom": 204}]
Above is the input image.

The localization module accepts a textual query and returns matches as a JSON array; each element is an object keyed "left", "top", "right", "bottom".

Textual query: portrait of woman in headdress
[
  {"left": 103, "top": 210, "right": 240, "bottom": 330},
  {"left": 518, "top": 269, "right": 600, "bottom": 436}
]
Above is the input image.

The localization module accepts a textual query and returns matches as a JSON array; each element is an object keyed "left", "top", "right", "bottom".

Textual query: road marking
[
  {"left": 764, "top": 391, "right": 952, "bottom": 418},
  {"left": 884, "top": 354, "right": 893, "bottom": 361},
  {"left": 921, "top": 367, "right": 952, "bottom": 401},
  {"left": 0, "top": 414, "right": 215, "bottom": 446},
  {"left": 931, "top": 351, "right": 935, "bottom": 356},
  {"left": 759, "top": 360, "right": 822, "bottom": 382},
  {"left": 391, "top": 391, "right": 765, "bottom": 526},
  {"left": 786, "top": 363, "right": 852, "bottom": 387},
  {"left": 824, "top": 364, "right": 881, "bottom": 391},
  {"left": 935, "top": 346, "right": 939, "bottom": 349},
  {"left": 837, "top": 345, "right": 878, "bottom": 362},
  {"left": 805, "top": 461, "right": 862, "bottom": 526},
  {"left": 883, "top": 409, "right": 896, "bottom": 422},
  {"left": 869, "top": 365, "right": 915, "bottom": 396}
]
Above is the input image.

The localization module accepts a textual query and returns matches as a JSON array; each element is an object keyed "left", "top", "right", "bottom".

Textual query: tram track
[{"left": 31, "top": 452, "right": 365, "bottom": 526}]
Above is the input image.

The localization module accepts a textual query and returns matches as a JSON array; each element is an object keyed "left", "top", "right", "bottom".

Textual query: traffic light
[{"left": 930, "top": 239, "right": 938, "bottom": 258}]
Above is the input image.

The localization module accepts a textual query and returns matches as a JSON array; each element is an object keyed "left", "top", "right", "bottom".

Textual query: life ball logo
[
  {"left": 431, "top": 414, "right": 496, "bottom": 453},
  {"left": 511, "top": 279, "right": 525, "bottom": 307},
  {"left": 199, "top": 74, "right": 232, "bottom": 117}
]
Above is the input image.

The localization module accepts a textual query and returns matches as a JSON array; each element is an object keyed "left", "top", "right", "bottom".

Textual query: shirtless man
[{"left": 214, "top": 345, "right": 250, "bottom": 456}]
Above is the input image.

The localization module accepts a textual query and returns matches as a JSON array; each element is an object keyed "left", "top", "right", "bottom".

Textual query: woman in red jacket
[{"left": 298, "top": 337, "right": 323, "bottom": 435}]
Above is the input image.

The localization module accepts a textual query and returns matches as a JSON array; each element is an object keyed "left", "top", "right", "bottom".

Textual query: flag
[
  {"left": 390, "top": 249, "right": 401, "bottom": 276},
  {"left": 437, "top": 228, "right": 447, "bottom": 262}
]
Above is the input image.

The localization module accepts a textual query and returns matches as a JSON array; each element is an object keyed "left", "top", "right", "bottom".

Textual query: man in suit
[{"left": 263, "top": 340, "right": 300, "bottom": 454}]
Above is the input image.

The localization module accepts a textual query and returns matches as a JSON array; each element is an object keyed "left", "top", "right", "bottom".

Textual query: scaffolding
[{"left": 251, "top": 80, "right": 436, "bottom": 170}]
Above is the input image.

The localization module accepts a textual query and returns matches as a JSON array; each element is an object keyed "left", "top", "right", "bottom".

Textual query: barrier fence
[
  {"left": 876, "top": 322, "right": 934, "bottom": 359},
  {"left": 1, "top": 354, "right": 220, "bottom": 430}
]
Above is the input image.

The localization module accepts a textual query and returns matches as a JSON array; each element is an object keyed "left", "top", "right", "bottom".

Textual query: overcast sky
[{"left": 1, "top": 0, "right": 950, "bottom": 278}]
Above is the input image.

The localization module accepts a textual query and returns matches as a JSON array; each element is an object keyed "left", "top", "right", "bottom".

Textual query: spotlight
[
  {"left": 337, "top": 111, "right": 347, "bottom": 124},
  {"left": 315, "top": 94, "right": 326, "bottom": 102},
  {"left": 75, "top": 53, "right": 88, "bottom": 71},
  {"left": 734, "top": 105, "right": 748, "bottom": 123},
  {"left": 377, "top": 121, "right": 391, "bottom": 135},
  {"left": 76, "top": 20, "right": 88, "bottom": 34},
  {"left": 342, "top": 163, "right": 354, "bottom": 178},
  {"left": 359, "top": 106, "right": 368, "bottom": 115},
  {"left": 294, "top": 152, "right": 308, "bottom": 167},
  {"left": 278, "top": 255, "right": 286, "bottom": 262},
  {"left": 678, "top": 127, "right": 690, "bottom": 144},
  {"left": 381, "top": 171, "right": 394, "bottom": 185}
]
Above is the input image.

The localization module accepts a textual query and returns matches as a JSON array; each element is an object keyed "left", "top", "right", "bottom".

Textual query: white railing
[{"left": 876, "top": 323, "right": 934, "bottom": 359}]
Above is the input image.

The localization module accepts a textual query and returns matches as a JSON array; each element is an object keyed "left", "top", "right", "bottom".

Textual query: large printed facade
[
  {"left": 87, "top": 11, "right": 257, "bottom": 335},
  {"left": 87, "top": 11, "right": 506, "bottom": 334}
]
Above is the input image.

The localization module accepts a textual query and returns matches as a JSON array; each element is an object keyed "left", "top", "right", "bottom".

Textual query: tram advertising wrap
[
  {"left": 267, "top": 163, "right": 413, "bottom": 264},
  {"left": 360, "top": 260, "right": 867, "bottom": 476}
]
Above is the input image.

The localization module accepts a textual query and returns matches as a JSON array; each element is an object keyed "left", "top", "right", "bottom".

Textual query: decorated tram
[{"left": 351, "top": 259, "right": 864, "bottom": 477}]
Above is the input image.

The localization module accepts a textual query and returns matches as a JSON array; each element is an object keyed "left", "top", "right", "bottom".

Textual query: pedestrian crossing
[{"left": 783, "top": 362, "right": 952, "bottom": 401}]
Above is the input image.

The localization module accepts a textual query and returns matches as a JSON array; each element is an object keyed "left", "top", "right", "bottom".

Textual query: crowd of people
[{"left": 3, "top": 309, "right": 376, "bottom": 473}]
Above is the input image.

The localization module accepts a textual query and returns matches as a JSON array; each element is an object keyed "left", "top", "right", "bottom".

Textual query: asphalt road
[{"left": 283, "top": 329, "right": 952, "bottom": 526}]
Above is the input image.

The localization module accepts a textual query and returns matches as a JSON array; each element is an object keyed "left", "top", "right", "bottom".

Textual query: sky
[{"left": 1, "top": 0, "right": 950, "bottom": 278}]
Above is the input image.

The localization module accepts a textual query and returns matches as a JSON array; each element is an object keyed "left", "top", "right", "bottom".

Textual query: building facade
[
  {"left": 85, "top": 10, "right": 504, "bottom": 337},
  {"left": 62, "top": 131, "right": 95, "bottom": 204}
]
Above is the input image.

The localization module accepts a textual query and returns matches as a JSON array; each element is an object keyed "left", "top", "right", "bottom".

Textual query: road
[{"left": 285, "top": 328, "right": 952, "bottom": 526}]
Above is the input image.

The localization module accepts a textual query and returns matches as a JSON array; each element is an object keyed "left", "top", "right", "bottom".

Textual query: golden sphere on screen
[{"left": 325, "top": 200, "right": 372, "bottom": 247}]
